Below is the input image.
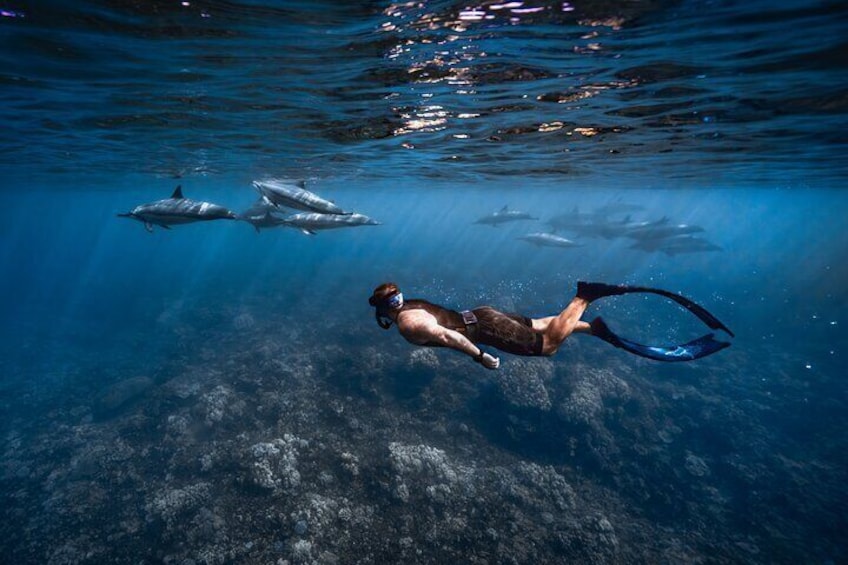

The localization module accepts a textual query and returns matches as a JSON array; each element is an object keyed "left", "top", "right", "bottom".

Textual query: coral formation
[{"left": 492, "top": 357, "right": 554, "bottom": 410}]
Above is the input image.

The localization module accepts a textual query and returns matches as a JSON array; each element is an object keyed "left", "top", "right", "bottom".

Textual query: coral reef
[{"left": 1, "top": 304, "right": 845, "bottom": 565}]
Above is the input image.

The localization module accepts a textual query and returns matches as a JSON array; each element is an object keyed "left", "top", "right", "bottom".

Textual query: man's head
[
  {"left": 369, "top": 282, "right": 404, "bottom": 328},
  {"left": 369, "top": 282, "right": 403, "bottom": 309}
]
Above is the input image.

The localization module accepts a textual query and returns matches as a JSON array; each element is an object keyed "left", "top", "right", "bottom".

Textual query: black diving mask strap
[{"left": 376, "top": 310, "right": 393, "bottom": 329}]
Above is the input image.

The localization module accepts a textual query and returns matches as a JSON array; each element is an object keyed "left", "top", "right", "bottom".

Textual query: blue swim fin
[
  {"left": 589, "top": 317, "right": 731, "bottom": 362},
  {"left": 577, "top": 281, "right": 734, "bottom": 338}
]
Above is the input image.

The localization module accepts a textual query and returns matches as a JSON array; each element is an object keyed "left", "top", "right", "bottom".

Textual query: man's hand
[{"left": 477, "top": 351, "right": 500, "bottom": 370}]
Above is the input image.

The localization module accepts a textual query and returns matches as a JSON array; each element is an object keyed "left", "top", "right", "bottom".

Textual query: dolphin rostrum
[
  {"left": 281, "top": 212, "right": 380, "bottom": 235},
  {"left": 517, "top": 232, "right": 582, "bottom": 248},
  {"left": 117, "top": 185, "right": 236, "bottom": 232},
  {"left": 253, "top": 179, "right": 349, "bottom": 215},
  {"left": 474, "top": 205, "right": 539, "bottom": 226}
]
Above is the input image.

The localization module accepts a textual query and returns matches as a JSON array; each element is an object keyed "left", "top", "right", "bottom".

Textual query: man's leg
[
  {"left": 531, "top": 313, "right": 592, "bottom": 334},
  {"left": 537, "top": 296, "right": 591, "bottom": 355}
]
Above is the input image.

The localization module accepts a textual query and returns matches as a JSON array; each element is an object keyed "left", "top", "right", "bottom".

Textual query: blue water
[{"left": 2, "top": 1, "right": 847, "bottom": 563}]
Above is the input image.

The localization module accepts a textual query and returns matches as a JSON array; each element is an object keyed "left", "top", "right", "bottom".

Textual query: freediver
[{"left": 368, "top": 282, "right": 734, "bottom": 369}]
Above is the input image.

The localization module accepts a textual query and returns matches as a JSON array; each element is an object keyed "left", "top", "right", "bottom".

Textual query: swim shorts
[{"left": 471, "top": 306, "right": 544, "bottom": 356}]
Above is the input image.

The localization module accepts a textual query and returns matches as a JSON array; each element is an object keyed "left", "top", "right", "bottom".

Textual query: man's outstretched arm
[
  {"left": 400, "top": 318, "right": 500, "bottom": 369},
  {"left": 433, "top": 327, "right": 500, "bottom": 369}
]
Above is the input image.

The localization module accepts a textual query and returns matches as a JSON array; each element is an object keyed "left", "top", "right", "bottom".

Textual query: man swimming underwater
[{"left": 368, "top": 282, "right": 734, "bottom": 369}]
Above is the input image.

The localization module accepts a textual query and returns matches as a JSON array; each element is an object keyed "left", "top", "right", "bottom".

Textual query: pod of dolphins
[
  {"left": 118, "top": 185, "right": 719, "bottom": 255},
  {"left": 474, "top": 204, "right": 721, "bottom": 256},
  {"left": 118, "top": 179, "right": 380, "bottom": 235}
]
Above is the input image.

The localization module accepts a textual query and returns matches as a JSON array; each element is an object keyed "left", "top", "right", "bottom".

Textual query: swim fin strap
[{"left": 589, "top": 317, "right": 731, "bottom": 362}]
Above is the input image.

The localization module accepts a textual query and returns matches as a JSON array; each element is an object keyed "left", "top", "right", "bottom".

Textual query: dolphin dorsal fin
[
  {"left": 296, "top": 180, "right": 306, "bottom": 189},
  {"left": 500, "top": 205, "right": 509, "bottom": 212},
  {"left": 171, "top": 185, "right": 184, "bottom": 199}
]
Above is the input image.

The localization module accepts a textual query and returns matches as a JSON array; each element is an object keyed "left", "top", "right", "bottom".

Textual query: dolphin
[
  {"left": 474, "top": 205, "right": 539, "bottom": 226},
  {"left": 558, "top": 215, "right": 653, "bottom": 239},
  {"left": 517, "top": 232, "right": 582, "bottom": 248},
  {"left": 546, "top": 207, "right": 599, "bottom": 231},
  {"left": 630, "top": 235, "right": 721, "bottom": 255},
  {"left": 253, "top": 179, "right": 349, "bottom": 215},
  {"left": 548, "top": 209, "right": 659, "bottom": 239},
  {"left": 281, "top": 212, "right": 381, "bottom": 235},
  {"left": 240, "top": 210, "right": 290, "bottom": 233},
  {"left": 625, "top": 219, "right": 704, "bottom": 241},
  {"left": 240, "top": 194, "right": 276, "bottom": 217},
  {"left": 238, "top": 196, "right": 289, "bottom": 232},
  {"left": 117, "top": 185, "right": 236, "bottom": 232}
]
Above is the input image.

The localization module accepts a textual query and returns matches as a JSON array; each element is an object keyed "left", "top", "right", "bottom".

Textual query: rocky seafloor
[{"left": 1, "top": 298, "right": 845, "bottom": 564}]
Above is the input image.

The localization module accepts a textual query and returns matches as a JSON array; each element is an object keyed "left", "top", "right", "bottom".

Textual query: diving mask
[{"left": 385, "top": 292, "right": 404, "bottom": 310}]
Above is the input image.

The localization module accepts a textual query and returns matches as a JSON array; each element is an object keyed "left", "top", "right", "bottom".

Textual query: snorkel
[{"left": 369, "top": 288, "right": 404, "bottom": 329}]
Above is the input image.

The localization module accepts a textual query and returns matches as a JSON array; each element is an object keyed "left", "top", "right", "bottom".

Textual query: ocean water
[{"left": 2, "top": 1, "right": 847, "bottom": 563}]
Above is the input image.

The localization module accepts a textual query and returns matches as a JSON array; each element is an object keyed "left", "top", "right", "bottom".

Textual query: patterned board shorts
[{"left": 471, "top": 306, "right": 544, "bottom": 356}]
